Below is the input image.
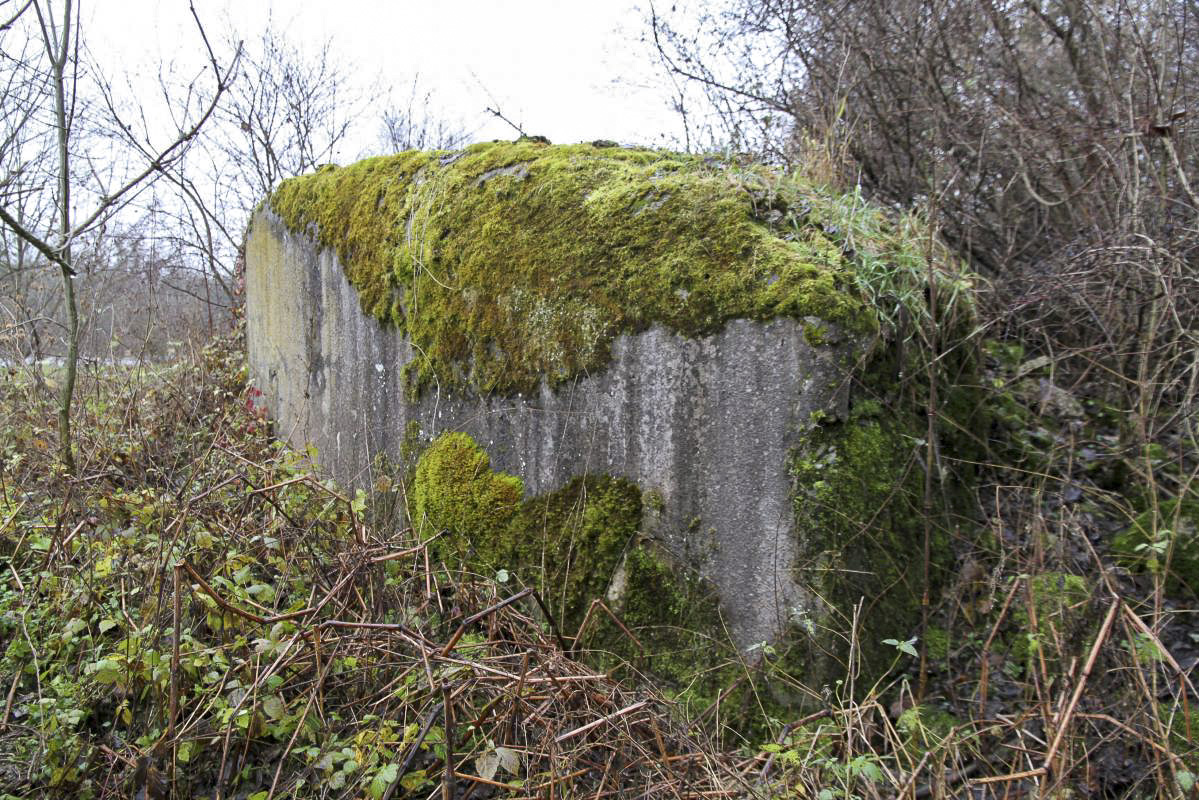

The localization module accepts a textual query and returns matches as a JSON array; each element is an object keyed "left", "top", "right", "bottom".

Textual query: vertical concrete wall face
[{"left": 246, "top": 208, "right": 867, "bottom": 650}]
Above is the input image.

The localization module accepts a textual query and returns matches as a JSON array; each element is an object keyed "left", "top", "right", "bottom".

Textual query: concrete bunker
[{"left": 244, "top": 139, "right": 980, "bottom": 696}]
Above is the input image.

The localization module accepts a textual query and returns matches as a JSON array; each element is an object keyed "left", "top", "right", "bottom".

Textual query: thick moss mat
[
  {"left": 411, "top": 432, "right": 735, "bottom": 705},
  {"left": 267, "top": 140, "right": 900, "bottom": 394}
]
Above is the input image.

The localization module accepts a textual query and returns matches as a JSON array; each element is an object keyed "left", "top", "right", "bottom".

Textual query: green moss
[
  {"left": 411, "top": 433, "right": 731, "bottom": 686},
  {"left": 1160, "top": 701, "right": 1199, "bottom": 770},
  {"left": 502, "top": 474, "right": 642, "bottom": 625},
  {"left": 779, "top": 310, "right": 984, "bottom": 690},
  {"left": 925, "top": 626, "right": 951, "bottom": 661},
  {"left": 897, "top": 704, "right": 960, "bottom": 755},
  {"left": 789, "top": 401, "right": 946, "bottom": 683},
  {"left": 605, "top": 544, "right": 735, "bottom": 706},
  {"left": 1111, "top": 497, "right": 1199, "bottom": 595},
  {"left": 412, "top": 432, "right": 524, "bottom": 550},
  {"left": 268, "top": 141, "right": 893, "bottom": 395},
  {"left": 1008, "top": 572, "right": 1092, "bottom": 672},
  {"left": 399, "top": 419, "right": 424, "bottom": 468}
]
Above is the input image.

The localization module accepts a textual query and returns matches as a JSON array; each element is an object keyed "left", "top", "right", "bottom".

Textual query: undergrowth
[
  {"left": 0, "top": 336, "right": 740, "bottom": 799},
  {"left": 0, "top": 278, "right": 1196, "bottom": 798}
]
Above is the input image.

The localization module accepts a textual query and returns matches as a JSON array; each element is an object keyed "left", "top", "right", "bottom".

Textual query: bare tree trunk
[{"left": 40, "top": 0, "right": 77, "bottom": 472}]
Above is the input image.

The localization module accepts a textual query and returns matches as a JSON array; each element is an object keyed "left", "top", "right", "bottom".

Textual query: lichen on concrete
[{"left": 268, "top": 140, "right": 881, "bottom": 394}]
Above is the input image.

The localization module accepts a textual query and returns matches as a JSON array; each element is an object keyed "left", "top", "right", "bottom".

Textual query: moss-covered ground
[{"left": 1112, "top": 497, "right": 1199, "bottom": 595}]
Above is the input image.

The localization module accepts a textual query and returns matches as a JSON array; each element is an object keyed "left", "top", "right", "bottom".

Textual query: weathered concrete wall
[{"left": 246, "top": 207, "right": 867, "bottom": 650}]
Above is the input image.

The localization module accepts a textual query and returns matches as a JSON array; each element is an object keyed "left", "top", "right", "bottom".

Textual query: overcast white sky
[{"left": 85, "top": 0, "right": 688, "bottom": 159}]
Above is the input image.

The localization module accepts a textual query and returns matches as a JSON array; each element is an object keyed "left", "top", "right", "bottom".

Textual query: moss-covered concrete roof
[{"left": 268, "top": 139, "right": 913, "bottom": 394}]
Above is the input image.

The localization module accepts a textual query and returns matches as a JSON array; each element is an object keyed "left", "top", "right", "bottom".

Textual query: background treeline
[{"left": 0, "top": 14, "right": 468, "bottom": 367}]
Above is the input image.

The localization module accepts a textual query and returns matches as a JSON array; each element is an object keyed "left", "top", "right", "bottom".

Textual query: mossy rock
[
  {"left": 252, "top": 141, "right": 986, "bottom": 728},
  {"left": 1111, "top": 497, "right": 1199, "bottom": 596}
]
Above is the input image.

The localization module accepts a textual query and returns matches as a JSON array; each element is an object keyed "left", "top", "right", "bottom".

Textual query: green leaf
[
  {"left": 62, "top": 618, "right": 87, "bottom": 641},
  {"left": 400, "top": 769, "right": 428, "bottom": 790},
  {"left": 370, "top": 764, "right": 398, "bottom": 799},
  {"left": 89, "top": 658, "right": 123, "bottom": 684},
  {"left": 859, "top": 760, "right": 883, "bottom": 783},
  {"left": 1177, "top": 771, "right": 1195, "bottom": 792},
  {"left": 883, "top": 637, "right": 918, "bottom": 658},
  {"left": 262, "top": 694, "right": 286, "bottom": 720}
]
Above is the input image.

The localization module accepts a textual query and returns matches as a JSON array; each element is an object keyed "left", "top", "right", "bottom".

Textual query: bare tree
[
  {"left": 651, "top": 0, "right": 1199, "bottom": 413},
  {"left": 0, "top": 0, "right": 237, "bottom": 470},
  {"left": 378, "top": 75, "right": 470, "bottom": 153},
  {"left": 216, "top": 25, "right": 363, "bottom": 215}
]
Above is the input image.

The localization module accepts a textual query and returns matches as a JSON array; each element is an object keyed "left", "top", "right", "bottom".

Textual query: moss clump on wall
[
  {"left": 1008, "top": 572, "right": 1092, "bottom": 673},
  {"left": 602, "top": 544, "right": 738, "bottom": 706},
  {"left": 1111, "top": 497, "right": 1198, "bottom": 595},
  {"left": 789, "top": 397, "right": 947, "bottom": 682},
  {"left": 411, "top": 433, "right": 730, "bottom": 685},
  {"left": 268, "top": 141, "right": 889, "bottom": 394},
  {"left": 777, "top": 257, "right": 983, "bottom": 688},
  {"left": 412, "top": 432, "right": 524, "bottom": 551}
]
